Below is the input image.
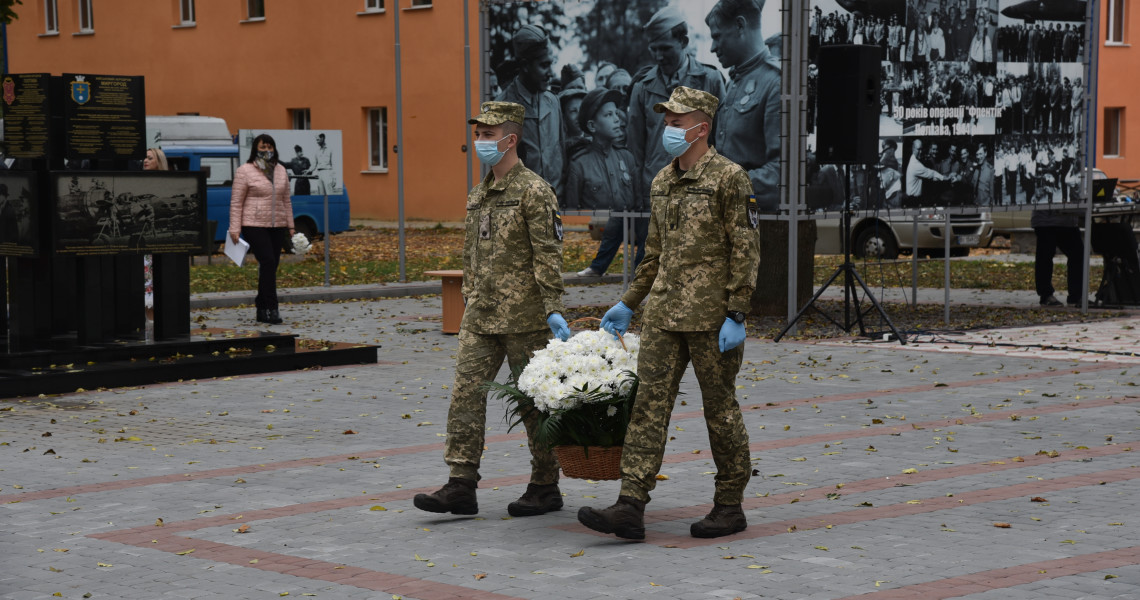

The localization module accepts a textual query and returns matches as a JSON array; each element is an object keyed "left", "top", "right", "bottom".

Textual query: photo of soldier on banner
[
  {"left": 483, "top": 0, "right": 783, "bottom": 215},
  {"left": 239, "top": 129, "right": 345, "bottom": 197}
]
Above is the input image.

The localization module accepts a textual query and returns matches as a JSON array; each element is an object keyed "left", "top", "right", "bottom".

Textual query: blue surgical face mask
[
  {"left": 661, "top": 124, "right": 701, "bottom": 157},
  {"left": 474, "top": 135, "right": 511, "bottom": 166}
]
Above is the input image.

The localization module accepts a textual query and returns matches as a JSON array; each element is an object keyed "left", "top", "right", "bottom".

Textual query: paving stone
[{"left": 3, "top": 285, "right": 1140, "bottom": 599}]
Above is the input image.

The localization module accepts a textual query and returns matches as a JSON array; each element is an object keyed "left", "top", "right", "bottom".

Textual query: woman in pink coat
[{"left": 229, "top": 133, "right": 294, "bottom": 324}]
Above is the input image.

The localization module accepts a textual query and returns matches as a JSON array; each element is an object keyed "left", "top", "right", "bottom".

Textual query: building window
[
  {"left": 409, "top": 0, "right": 432, "bottom": 7},
  {"left": 291, "top": 108, "right": 311, "bottom": 130},
  {"left": 77, "top": 0, "right": 93, "bottom": 32},
  {"left": 367, "top": 107, "right": 388, "bottom": 171},
  {"left": 44, "top": 0, "right": 58, "bottom": 33},
  {"left": 1105, "top": 107, "right": 1124, "bottom": 157},
  {"left": 180, "top": 0, "right": 195, "bottom": 25},
  {"left": 246, "top": 0, "right": 265, "bottom": 19},
  {"left": 1108, "top": 0, "right": 1127, "bottom": 43},
  {"left": 365, "top": 0, "right": 384, "bottom": 11}
]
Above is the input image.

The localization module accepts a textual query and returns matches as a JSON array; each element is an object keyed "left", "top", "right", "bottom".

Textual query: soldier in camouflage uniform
[
  {"left": 577, "top": 87, "right": 762, "bottom": 540},
  {"left": 414, "top": 101, "right": 571, "bottom": 518}
]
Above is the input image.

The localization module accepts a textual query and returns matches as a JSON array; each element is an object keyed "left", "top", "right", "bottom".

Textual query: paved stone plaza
[{"left": 3, "top": 282, "right": 1140, "bottom": 600}]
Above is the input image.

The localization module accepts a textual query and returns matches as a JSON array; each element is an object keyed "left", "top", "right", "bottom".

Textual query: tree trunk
[{"left": 750, "top": 220, "right": 817, "bottom": 316}]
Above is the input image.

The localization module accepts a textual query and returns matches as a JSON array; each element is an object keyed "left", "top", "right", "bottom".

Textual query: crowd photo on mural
[{"left": 806, "top": 0, "right": 1088, "bottom": 213}]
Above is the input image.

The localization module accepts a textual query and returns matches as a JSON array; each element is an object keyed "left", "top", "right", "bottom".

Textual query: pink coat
[{"left": 229, "top": 162, "right": 294, "bottom": 235}]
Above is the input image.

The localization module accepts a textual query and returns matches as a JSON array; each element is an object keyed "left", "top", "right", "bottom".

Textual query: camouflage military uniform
[
  {"left": 618, "top": 146, "right": 761, "bottom": 504},
  {"left": 712, "top": 46, "right": 781, "bottom": 211},
  {"left": 445, "top": 161, "right": 566, "bottom": 484}
]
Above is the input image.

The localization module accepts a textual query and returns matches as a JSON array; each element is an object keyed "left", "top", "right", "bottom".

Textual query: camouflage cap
[
  {"left": 653, "top": 85, "right": 719, "bottom": 119},
  {"left": 468, "top": 101, "right": 525, "bottom": 126},
  {"left": 644, "top": 6, "right": 685, "bottom": 42},
  {"left": 512, "top": 24, "right": 549, "bottom": 61}
]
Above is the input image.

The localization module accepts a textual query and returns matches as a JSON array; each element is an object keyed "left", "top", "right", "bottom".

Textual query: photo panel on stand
[{"left": 484, "top": 0, "right": 783, "bottom": 217}]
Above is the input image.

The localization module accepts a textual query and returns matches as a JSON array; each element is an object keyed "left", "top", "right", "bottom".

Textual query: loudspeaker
[{"left": 815, "top": 44, "right": 882, "bottom": 164}]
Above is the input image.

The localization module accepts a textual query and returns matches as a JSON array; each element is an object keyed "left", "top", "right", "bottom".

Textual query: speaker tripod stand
[{"left": 774, "top": 166, "right": 905, "bottom": 344}]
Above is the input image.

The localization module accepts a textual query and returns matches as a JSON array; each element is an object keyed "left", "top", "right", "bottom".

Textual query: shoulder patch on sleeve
[
  {"left": 747, "top": 195, "right": 760, "bottom": 229},
  {"left": 552, "top": 209, "right": 564, "bottom": 241}
]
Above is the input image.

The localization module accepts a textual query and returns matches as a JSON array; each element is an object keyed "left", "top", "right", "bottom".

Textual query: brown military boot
[
  {"left": 507, "top": 483, "right": 564, "bottom": 517},
  {"left": 413, "top": 477, "right": 478, "bottom": 515},
  {"left": 690, "top": 503, "right": 747, "bottom": 538},
  {"left": 576, "top": 495, "right": 646, "bottom": 540}
]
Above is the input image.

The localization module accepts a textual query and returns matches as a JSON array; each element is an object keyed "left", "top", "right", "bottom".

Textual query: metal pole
[
  {"left": 463, "top": 0, "right": 473, "bottom": 192},
  {"left": 622, "top": 212, "right": 631, "bottom": 290},
  {"left": 1078, "top": 0, "right": 1101, "bottom": 313},
  {"left": 394, "top": 0, "right": 407, "bottom": 282},
  {"left": 785, "top": 0, "right": 804, "bottom": 327},
  {"left": 911, "top": 215, "right": 919, "bottom": 305},
  {"left": 943, "top": 212, "right": 951, "bottom": 325},
  {"left": 323, "top": 192, "right": 330, "bottom": 286}
]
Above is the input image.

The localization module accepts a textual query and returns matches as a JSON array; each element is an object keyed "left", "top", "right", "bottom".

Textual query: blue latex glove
[
  {"left": 600, "top": 301, "right": 634, "bottom": 338},
  {"left": 718, "top": 317, "right": 746, "bottom": 352},
  {"left": 547, "top": 313, "right": 571, "bottom": 341}
]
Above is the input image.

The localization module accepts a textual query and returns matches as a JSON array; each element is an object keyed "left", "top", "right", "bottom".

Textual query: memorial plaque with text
[
  {"left": 62, "top": 74, "right": 145, "bottom": 160},
  {"left": 1, "top": 73, "right": 51, "bottom": 159}
]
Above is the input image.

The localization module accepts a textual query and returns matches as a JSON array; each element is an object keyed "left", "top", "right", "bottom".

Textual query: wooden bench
[{"left": 424, "top": 270, "right": 464, "bottom": 334}]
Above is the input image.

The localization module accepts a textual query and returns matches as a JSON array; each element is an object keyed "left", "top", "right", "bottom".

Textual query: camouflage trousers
[
  {"left": 444, "top": 327, "right": 560, "bottom": 484},
  {"left": 619, "top": 326, "right": 750, "bottom": 505}
]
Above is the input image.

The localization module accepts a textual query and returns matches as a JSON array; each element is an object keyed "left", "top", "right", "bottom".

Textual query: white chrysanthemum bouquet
[
  {"left": 291, "top": 232, "right": 311, "bottom": 255},
  {"left": 486, "top": 328, "right": 640, "bottom": 450}
]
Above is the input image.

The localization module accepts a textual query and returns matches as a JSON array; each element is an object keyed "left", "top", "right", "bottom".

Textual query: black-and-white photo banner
[
  {"left": 483, "top": 0, "right": 784, "bottom": 214},
  {"left": 807, "top": 0, "right": 1090, "bottom": 213}
]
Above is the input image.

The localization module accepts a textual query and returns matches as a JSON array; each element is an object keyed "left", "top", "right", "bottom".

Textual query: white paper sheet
[{"left": 224, "top": 236, "right": 250, "bottom": 267}]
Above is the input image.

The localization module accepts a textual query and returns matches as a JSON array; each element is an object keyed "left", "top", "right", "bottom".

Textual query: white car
[{"left": 815, "top": 211, "right": 994, "bottom": 259}]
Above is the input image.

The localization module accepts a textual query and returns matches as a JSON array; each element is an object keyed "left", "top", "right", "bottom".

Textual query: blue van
[{"left": 161, "top": 144, "right": 351, "bottom": 243}]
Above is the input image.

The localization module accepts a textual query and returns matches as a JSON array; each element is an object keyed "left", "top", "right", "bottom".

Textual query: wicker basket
[{"left": 554, "top": 445, "right": 623, "bottom": 480}]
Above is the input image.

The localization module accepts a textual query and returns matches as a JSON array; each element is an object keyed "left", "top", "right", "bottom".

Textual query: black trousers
[
  {"left": 1034, "top": 226, "right": 1084, "bottom": 301},
  {"left": 242, "top": 226, "right": 289, "bottom": 311}
]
